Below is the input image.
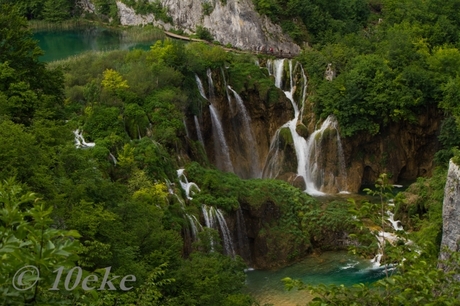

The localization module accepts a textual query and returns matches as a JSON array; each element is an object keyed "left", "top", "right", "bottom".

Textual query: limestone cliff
[
  {"left": 439, "top": 159, "right": 460, "bottom": 268},
  {"left": 115, "top": 0, "right": 300, "bottom": 54},
  {"left": 341, "top": 106, "right": 441, "bottom": 192}
]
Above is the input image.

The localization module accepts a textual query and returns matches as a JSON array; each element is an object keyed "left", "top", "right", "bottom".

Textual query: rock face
[
  {"left": 187, "top": 68, "right": 294, "bottom": 179},
  {"left": 341, "top": 107, "right": 441, "bottom": 192},
  {"left": 115, "top": 0, "right": 300, "bottom": 54},
  {"left": 77, "top": 0, "right": 95, "bottom": 13},
  {"left": 439, "top": 159, "right": 460, "bottom": 268}
]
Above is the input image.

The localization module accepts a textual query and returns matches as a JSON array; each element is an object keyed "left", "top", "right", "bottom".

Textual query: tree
[{"left": 0, "top": 178, "right": 81, "bottom": 304}]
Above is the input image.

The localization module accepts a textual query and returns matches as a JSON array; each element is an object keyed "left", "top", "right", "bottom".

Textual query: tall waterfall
[
  {"left": 263, "top": 59, "right": 348, "bottom": 195},
  {"left": 195, "top": 74, "right": 234, "bottom": 173},
  {"left": 228, "top": 86, "right": 261, "bottom": 178},
  {"left": 202, "top": 204, "right": 235, "bottom": 257}
]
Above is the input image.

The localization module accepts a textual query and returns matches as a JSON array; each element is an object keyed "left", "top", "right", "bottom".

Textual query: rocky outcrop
[
  {"left": 187, "top": 69, "right": 294, "bottom": 179},
  {"left": 439, "top": 159, "right": 460, "bottom": 271},
  {"left": 115, "top": 0, "right": 300, "bottom": 54},
  {"left": 77, "top": 0, "right": 95, "bottom": 13},
  {"left": 342, "top": 107, "right": 441, "bottom": 192}
]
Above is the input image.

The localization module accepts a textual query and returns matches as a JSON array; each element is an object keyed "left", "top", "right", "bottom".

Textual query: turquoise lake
[{"left": 33, "top": 27, "right": 153, "bottom": 62}]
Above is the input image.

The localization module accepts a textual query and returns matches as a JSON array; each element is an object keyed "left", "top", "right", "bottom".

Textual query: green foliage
[
  {"left": 169, "top": 252, "right": 249, "bottom": 306},
  {"left": 120, "top": 0, "right": 172, "bottom": 23},
  {"left": 284, "top": 251, "right": 460, "bottom": 305},
  {"left": 202, "top": 1, "right": 214, "bottom": 16},
  {"left": 195, "top": 25, "right": 214, "bottom": 42},
  {"left": 0, "top": 178, "right": 82, "bottom": 304}
]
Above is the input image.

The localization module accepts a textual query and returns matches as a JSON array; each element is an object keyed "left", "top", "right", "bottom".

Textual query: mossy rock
[
  {"left": 279, "top": 127, "right": 293, "bottom": 146},
  {"left": 296, "top": 124, "right": 309, "bottom": 138}
]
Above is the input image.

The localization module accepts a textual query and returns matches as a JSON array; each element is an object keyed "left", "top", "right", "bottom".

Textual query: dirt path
[{"left": 163, "top": 30, "right": 295, "bottom": 58}]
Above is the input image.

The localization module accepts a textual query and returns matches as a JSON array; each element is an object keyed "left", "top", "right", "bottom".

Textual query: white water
[
  {"left": 74, "top": 129, "right": 95, "bottom": 148},
  {"left": 207, "top": 68, "right": 215, "bottom": 100},
  {"left": 194, "top": 115, "right": 205, "bottom": 146},
  {"left": 195, "top": 74, "right": 234, "bottom": 172},
  {"left": 177, "top": 169, "right": 200, "bottom": 200},
  {"left": 264, "top": 59, "right": 348, "bottom": 195},
  {"left": 195, "top": 74, "right": 207, "bottom": 100},
  {"left": 387, "top": 210, "right": 404, "bottom": 231},
  {"left": 209, "top": 105, "right": 234, "bottom": 172},
  {"left": 109, "top": 152, "right": 117, "bottom": 165},
  {"left": 201, "top": 204, "right": 236, "bottom": 256},
  {"left": 183, "top": 118, "right": 190, "bottom": 138},
  {"left": 228, "top": 86, "right": 261, "bottom": 178}
]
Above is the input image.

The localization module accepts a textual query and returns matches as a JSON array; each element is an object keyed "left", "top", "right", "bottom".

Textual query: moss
[
  {"left": 296, "top": 124, "right": 309, "bottom": 138},
  {"left": 279, "top": 127, "right": 293, "bottom": 146}
]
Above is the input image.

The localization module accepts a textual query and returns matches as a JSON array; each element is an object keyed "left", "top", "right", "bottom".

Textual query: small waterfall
[
  {"left": 186, "top": 214, "right": 203, "bottom": 241},
  {"left": 215, "top": 209, "right": 235, "bottom": 257},
  {"left": 109, "top": 152, "right": 117, "bottom": 165},
  {"left": 195, "top": 73, "right": 234, "bottom": 173},
  {"left": 194, "top": 115, "right": 205, "bottom": 146},
  {"left": 209, "top": 105, "right": 234, "bottom": 172},
  {"left": 195, "top": 74, "right": 207, "bottom": 100},
  {"left": 202, "top": 204, "right": 235, "bottom": 257},
  {"left": 228, "top": 86, "right": 261, "bottom": 178},
  {"left": 236, "top": 207, "right": 252, "bottom": 264},
  {"left": 183, "top": 118, "right": 190, "bottom": 138},
  {"left": 387, "top": 211, "right": 404, "bottom": 231},
  {"left": 177, "top": 169, "right": 200, "bottom": 200},
  {"left": 207, "top": 68, "right": 215, "bottom": 100},
  {"left": 74, "top": 129, "right": 95, "bottom": 148},
  {"left": 304, "top": 115, "right": 348, "bottom": 194},
  {"left": 262, "top": 129, "right": 283, "bottom": 178},
  {"left": 221, "top": 67, "right": 233, "bottom": 111}
]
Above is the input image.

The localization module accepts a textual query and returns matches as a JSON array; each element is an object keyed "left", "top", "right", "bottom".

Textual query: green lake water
[
  {"left": 33, "top": 27, "right": 153, "bottom": 62},
  {"left": 245, "top": 251, "right": 386, "bottom": 305}
]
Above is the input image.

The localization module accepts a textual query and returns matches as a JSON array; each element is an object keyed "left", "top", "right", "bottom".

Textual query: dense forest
[{"left": 1, "top": 0, "right": 460, "bottom": 305}]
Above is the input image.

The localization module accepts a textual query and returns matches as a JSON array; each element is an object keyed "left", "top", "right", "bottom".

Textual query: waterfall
[
  {"left": 186, "top": 214, "right": 203, "bottom": 241},
  {"left": 228, "top": 86, "right": 261, "bottom": 178},
  {"left": 236, "top": 206, "right": 252, "bottom": 264},
  {"left": 194, "top": 115, "right": 205, "bottom": 146},
  {"left": 195, "top": 73, "right": 234, "bottom": 173},
  {"left": 177, "top": 169, "right": 200, "bottom": 200},
  {"left": 202, "top": 204, "right": 235, "bottom": 257},
  {"left": 183, "top": 118, "right": 190, "bottom": 138},
  {"left": 195, "top": 74, "right": 207, "bottom": 100},
  {"left": 387, "top": 210, "right": 404, "bottom": 231},
  {"left": 74, "top": 129, "right": 95, "bottom": 148},
  {"left": 262, "top": 129, "right": 283, "bottom": 178},
  {"left": 209, "top": 105, "right": 234, "bottom": 172},
  {"left": 109, "top": 152, "right": 117, "bottom": 165},
  {"left": 207, "top": 68, "right": 215, "bottom": 100},
  {"left": 263, "top": 59, "right": 348, "bottom": 195},
  {"left": 304, "top": 115, "right": 348, "bottom": 195}
]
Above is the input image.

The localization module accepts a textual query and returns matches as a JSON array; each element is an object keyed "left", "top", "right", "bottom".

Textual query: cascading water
[
  {"left": 183, "top": 118, "right": 190, "bottom": 138},
  {"left": 195, "top": 74, "right": 234, "bottom": 173},
  {"left": 263, "top": 59, "right": 348, "bottom": 195},
  {"left": 236, "top": 206, "right": 252, "bottom": 264},
  {"left": 74, "top": 129, "right": 95, "bottom": 148},
  {"left": 209, "top": 105, "right": 234, "bottom": 172},
  {"left": 177, "top": 169, "right": 200, "bottom": 200},
  {"left": 228, "top": 86, "right": 261, "bottom": 178},
  {"left": 207, "top": 68, "right": 215, "bottom": 100},
  {"left": 194, "top": 115, "right": 205, "bottom": 146},
  {"left": 202, "top": 204, "right": 235, "bottom": 257}
]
